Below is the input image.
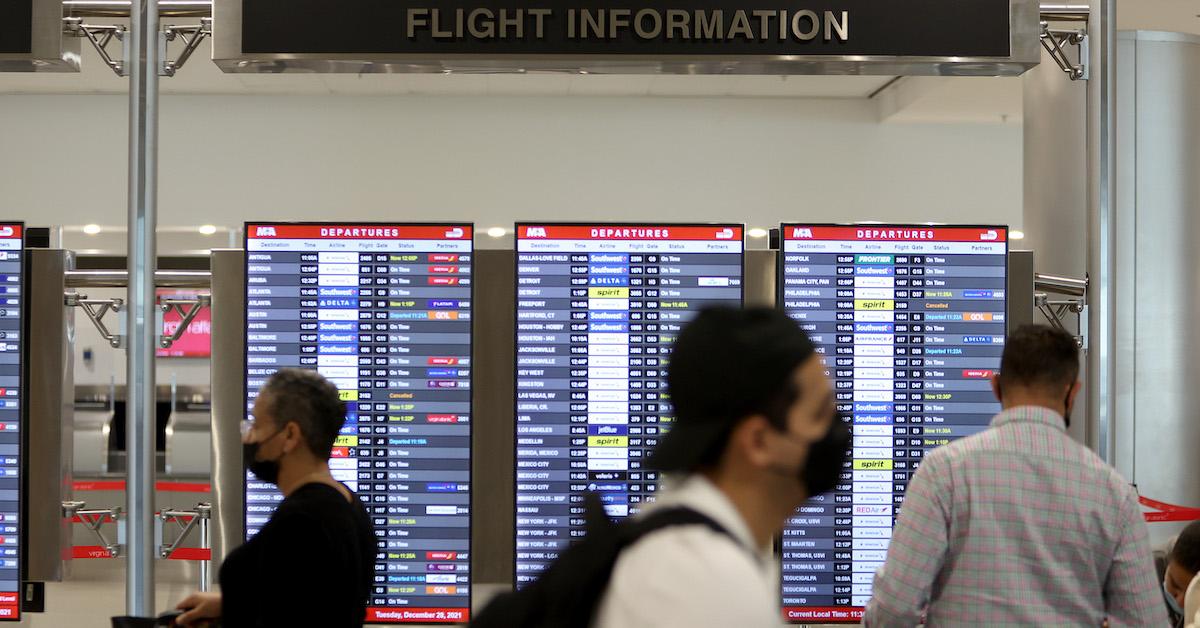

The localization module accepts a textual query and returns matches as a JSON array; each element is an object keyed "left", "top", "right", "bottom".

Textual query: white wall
[
  {"left": 3, "top": 92, "right": 1021, "bottom": 387},
  {"left": 0, "top": 94, "right": 1021, "bottom": 235}
]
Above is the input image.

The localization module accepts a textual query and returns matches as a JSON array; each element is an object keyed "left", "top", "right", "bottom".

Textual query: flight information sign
[
  {"left": 0, "top": 224, "right": 20, "bottom": 622},
  {"left": 513, "top": 223, "right": 744, "bottom": 585},
  {"left": 778, "top": 224, "right": 1007, "bottom": 623},
  {"left": 244, "top": 222, "right": 473, "bottom": 624}
]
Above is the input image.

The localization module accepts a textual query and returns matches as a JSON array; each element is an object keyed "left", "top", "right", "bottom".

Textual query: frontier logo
[{"left": 254, "top": 226, "right": 277, "bottom": 237}]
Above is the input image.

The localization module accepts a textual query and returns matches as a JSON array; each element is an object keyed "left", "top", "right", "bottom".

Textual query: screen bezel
[
  {"left": 511, "top": 221, "right": 747, "bottom": 589},
  {"left": 242, "top": 220, "right": 475, "bottom": 624},
  {"left": 776, "top": 222, "right": 1009, "bottom": 624}
]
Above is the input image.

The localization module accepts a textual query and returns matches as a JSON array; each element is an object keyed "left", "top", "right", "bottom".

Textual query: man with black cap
[{"left": 592, "top": 306, "right": 851, "bottom": 628}]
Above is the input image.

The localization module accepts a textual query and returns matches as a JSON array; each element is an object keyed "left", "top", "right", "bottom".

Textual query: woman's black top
[{"left": 220, "top": 482, "right": 377, "bottom": 627}]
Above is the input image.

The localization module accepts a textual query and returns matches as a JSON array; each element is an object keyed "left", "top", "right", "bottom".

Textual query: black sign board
[
  {"left": 244, "top": 0, "right": 1010, "bottom": 57},
  {"left": 0, "top": 1, "right": 33, "bottom": 54},
  {"left": 0, "top": 0, "right": 78, "bottom": 71},
  {"left": 214, "top": 0, "right": 1039, "bottom": 75}
]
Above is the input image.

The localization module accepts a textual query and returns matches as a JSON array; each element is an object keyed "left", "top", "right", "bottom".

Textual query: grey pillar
[
  {"left": 125, "top": 0, "right": 159, "bottom": 615},
  {"left": 1113, "top": 31, "right": 1200, "bottom": 544}
]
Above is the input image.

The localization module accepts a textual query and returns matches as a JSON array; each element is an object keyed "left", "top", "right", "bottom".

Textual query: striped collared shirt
[{"left": 863, "top": 405, "right": 1167, "bottom": 627}]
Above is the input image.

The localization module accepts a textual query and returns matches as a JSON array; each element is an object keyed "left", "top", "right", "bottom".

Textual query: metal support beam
[
  {"left": 125, "top": 0, "right": 159, "bottom": 616},
  {"left": 1086, "top": 0, "right": 1116, "bottom": 462},
  {"left": 1034, "top": 272, "right": 1089, "bottom": 297},
  {"left": 64, "top": 0, "right": 210, "bottom": 18},
  {"left": 64, "top": 269, "right": 211, "bottom": 288},
  {"left": 1040, "top": 3, "right": 1090, "bottom": 22}
]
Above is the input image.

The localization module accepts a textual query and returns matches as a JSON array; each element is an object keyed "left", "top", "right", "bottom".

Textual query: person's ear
[
  {"left": 282, "top": 421, "right": 300, "bottom": 454},
  {"left": 1066, "top": 380, "right": 1082, "bottom": 410},
  {"left": 731, "top": 415, "right": 775, "bottom": 469},
  {"left": 990, "top": 375, "right": 1003, "bottom": 404}
]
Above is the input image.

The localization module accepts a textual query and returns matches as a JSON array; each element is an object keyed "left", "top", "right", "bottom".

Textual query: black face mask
[
  {"left": 244, "top": 428, "right": 286, "bottom": 485},
  {"left": 801, "top": 416, "right": 852, "bottom": 497}
]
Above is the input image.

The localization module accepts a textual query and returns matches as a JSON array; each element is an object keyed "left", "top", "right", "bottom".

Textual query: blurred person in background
[
  {"left": 175, "top": 369, "right": 377, "bottom": 627},
  {"left": 863, "top": 325, "right": 1166, "bottom": 627}
]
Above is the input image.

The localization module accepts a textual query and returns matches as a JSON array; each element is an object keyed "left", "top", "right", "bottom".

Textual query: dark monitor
[{"left": 243, "top": 222, "right": 473, "bottom": 624}]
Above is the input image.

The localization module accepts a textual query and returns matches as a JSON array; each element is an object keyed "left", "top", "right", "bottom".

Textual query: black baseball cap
[{"left": 649, "top": 306, "right": 818, "bottom": 472}]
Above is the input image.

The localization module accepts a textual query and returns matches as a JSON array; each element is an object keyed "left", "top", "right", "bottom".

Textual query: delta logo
[{"left": 255, "top": 226, "right": 277, "bottom": 237}]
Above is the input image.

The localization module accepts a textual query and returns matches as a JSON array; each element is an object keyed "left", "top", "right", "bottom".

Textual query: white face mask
[{"left": 1164, "top": 580, "right": 1184, "bottom": 620}]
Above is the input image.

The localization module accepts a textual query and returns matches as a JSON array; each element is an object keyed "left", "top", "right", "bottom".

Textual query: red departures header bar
[
  {"left": 247, "top": 224, "right": 472, "bottom": 240},
  {"left": 517, "top": 224, "right": 742, "bottom": 241},
  {"left": 782, "top": 225, "right": 1006, "bottom": 243}
]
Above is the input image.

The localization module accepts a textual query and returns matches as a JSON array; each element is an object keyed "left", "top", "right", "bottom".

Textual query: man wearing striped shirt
[{"left": 863, "top": 325, "right": 1167, "bottom": 627}]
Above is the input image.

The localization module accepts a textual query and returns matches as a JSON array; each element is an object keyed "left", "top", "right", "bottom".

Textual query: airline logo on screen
[{"left": 254, "top": 225, "right": 277, "bottom": 237}]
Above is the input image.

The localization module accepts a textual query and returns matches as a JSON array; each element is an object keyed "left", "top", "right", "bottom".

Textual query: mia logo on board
[
  {"left": 791, "top": 228, "right": 813, "bottom": 239},
  {"left": 525, "top": 227, "right": 547, "bottom": 238},
  {"left": 255, "top": 226, "right": 277, "bottom": 237}
]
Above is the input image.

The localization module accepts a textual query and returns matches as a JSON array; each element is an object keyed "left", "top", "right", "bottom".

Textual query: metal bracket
[
  {"left": 159, "top": 294, "right": 210, "bottom": 348},
  {"left": 1033, "top": 272, "right": 1088, "bottom": 347},
  {"left": 158, "top": 504, "right": 207, "bottom": 559},
  {"left": 65, "top": 293, "right": 124, "bottom": 349},
  {"left": 62, "top": 501, "right": 123, "bottom": 558},
  {"left": 162, "top": 18, "right": 211, "bottom": 76},
  {"left": 1040, "top": 22, "right": 1088, "bottom": 80},
  {"left": 63, "top": 18, "right": 127, "bottom": 76},
  {"left": 62, "top": 16, "right": 212, "bottom": 77}
]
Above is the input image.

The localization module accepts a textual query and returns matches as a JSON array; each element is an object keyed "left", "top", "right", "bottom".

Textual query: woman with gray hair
[{"left": 174, "top": 369, "right": 378, "bottom": 627}]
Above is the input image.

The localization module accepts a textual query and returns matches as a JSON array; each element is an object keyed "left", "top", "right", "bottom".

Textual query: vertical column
[
  {"left": 851, "top": 251, "right": 895, "bottom": 608},
  {"left": 513, "top": 249, "right": 574, "bottom": 585},
  {"left": 125, "top": 0, "right": 160, "bottom": 613},
  {"left": 0, "top": 235, "right": 19, "bottom": 620},
  {"left": 781, "top": 245, "right": 840, "bottom": 613},
  {"left": 587, "top": 250, "right": 631, "bottom": 518}
]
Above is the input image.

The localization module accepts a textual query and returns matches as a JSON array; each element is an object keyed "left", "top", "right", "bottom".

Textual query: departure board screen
[
  {"left": 245, "top": 223, "right": 472, "bottom": 624},
  {"left": 778, "top": 224, "right": 1007, "bottom": 623},
  {"left": 0, "top": 224, "right": 20, "bottom": 622},
  {"left": 514, "top": 223, "right": 744, "bottom": 585}
]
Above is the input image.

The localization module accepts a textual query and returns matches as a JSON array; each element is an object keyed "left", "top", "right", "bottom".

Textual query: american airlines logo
[
  {"left": 525, "top": 227, "right": 547, "bottom": 238},
  {"left": 791, "top": 228, "right": 813, "bottom": 239},
  {"left": 255, "top": 226, "right": 277, "bottom": 237}
]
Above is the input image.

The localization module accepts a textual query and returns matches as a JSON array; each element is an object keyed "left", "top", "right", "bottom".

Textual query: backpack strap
[{"left": 617, "top": 506, "right": 757, "bottom": 562}]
